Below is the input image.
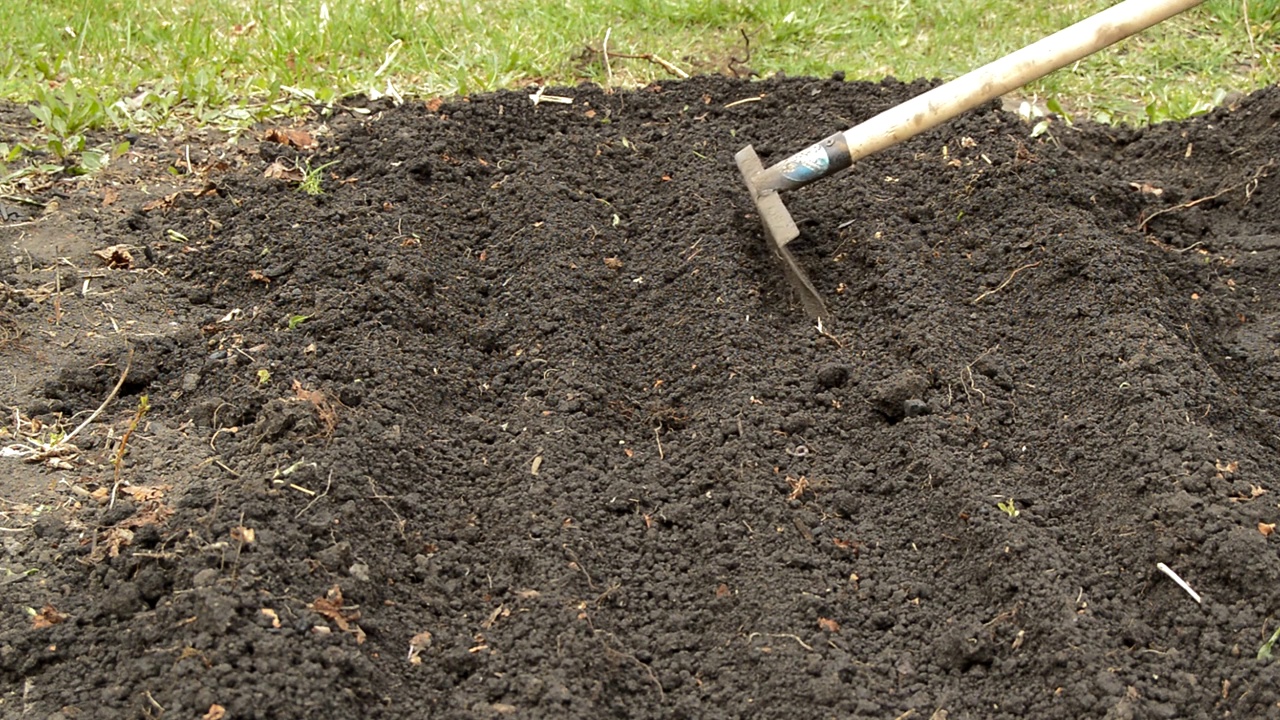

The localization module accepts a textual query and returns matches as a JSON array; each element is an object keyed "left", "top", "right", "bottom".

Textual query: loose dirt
[{"left": 2, "top": 75, "right": 1279, "bottom": 719}]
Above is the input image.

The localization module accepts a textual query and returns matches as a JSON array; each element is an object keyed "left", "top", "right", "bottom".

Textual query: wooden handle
[
  {"left": 839, "top": 0, "right": 1205, "bottom": 161},
  {"left": 755, "top": 0, "right": 1206, "bottom": 191}
]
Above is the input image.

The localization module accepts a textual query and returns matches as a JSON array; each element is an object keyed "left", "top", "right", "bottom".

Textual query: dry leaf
[
  {"left": 715, "top": 583, "right": 731, "bottom": 598},
  {"left": 261, "top": 608, "right": 281, "bottom": 628},
  {"left": 1260, "top": 522, "right": 1275, "bottom": 537},
  {"left": 263, "top": 159, "right": 304, "bottom": 182},
  {"left": 101, "top": 187, "right": 120, "bottom": 206},
  {"left": 119, "top": 484, "right": 170, "bottom": 502},
  {"left": 310, "top": 584, "right": 365, "bottom": 643},
  {"left": 291, "top": 380, "right": 339, "bottom": 435},
  {"left": 98, "top": 527, "right": 135, "bottom": 559},
  {"left": 231, "top": 526, "right": 256, "bottom": 544},
  {"left": 248, "top": 269, "right": 271, "bottom": 284},
  {"left": 818, "top": 617, "right": 841, "bottom": 633},
  {"left": 263, "top": 127, "right": 318, "bottom": 150},
  {"left": 408, "top": 630, "right": 433, "bottom": 663},
  {"left": 603, "top": 257, "right": 624, "bottom": 270},
  {"left": 202, "top": 704, "right": 227, "bottom": 720},
  {"left": 93, "top": 245, "right": 134, "bottom": 269},
  {"left": 1216, "top": 459, "right": 1239, "bottom": 475},
  {"left": 1129, "top": 181, "right": 1164, "bottom": 196},
  {"left": 31, "top": 605, "right": 69, "bottom": 629},
  {"left": 425, "top": 97, "right": 444, "bottom": 112}
]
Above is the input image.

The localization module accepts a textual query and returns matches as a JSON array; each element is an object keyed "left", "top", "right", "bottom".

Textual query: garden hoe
[{"left": 736, "top": 0, "right": 1207, "bottom": 320}]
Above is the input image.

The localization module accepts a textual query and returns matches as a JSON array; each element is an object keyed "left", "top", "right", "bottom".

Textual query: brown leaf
[
  {"left": 715, "top": 583, "right": 731, "bottom": 598},
  {"left": 426, "top": 97, "right": 444, "bottom": 112},
  {"left": 263, "top": 127, "right": 318, "bottom": 150},
  {"left": 248, "top": 269, "right": 271, "bottom": 284},
  {"left": 292, "top": 380, "right": 339, "bottom": 435},
  {"left": 202, "top": 704, "right": 227, "bottom": 720},
  {"left": 102, "top": 527, "right": 135, "bottom": 558},
  {"left": 31, "top": 604, "right": 69, "bottom": 629},
  {"left": 1260, "top": 522, "right": 1275, "bottom": 537},
  {"left": 263, "top": 159, "right": 304, "bottom": 182},
  {"left": 818, "top": 617, "right": 841, "bottom": 633},
  {"left": 230, "top": 526, "right": 256, "bottom": 544},
  {"left": 92, "top": 244, "right": 134, "bottom": 269},
  {"left": 407, "top": 629, "right": 433, "bottom": 663},
  {"left": 310, "top": 584, "right": 365, "bottom": 643},
  {"left": 603, "top": 257, "right": 624, "bottom": 270},
  {"left": 101, "top": 187, "right": 120, "bottom": 206},
  {"left": 119, "top": 484, "right": 170, "bottom": 502}
]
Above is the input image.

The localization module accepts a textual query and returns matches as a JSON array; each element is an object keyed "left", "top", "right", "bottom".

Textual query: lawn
[{"left": 1, "top": 0, "right": 1276, "bottom": 136}]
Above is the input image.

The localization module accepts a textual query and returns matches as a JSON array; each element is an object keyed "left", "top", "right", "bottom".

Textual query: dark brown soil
[{"left": 2, "top": 75, "right": 1280, "bottom": 719}]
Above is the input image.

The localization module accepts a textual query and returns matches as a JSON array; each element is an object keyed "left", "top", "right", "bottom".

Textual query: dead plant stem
[{"left": 1139, "top": 161, "right": 1273, "bottom": 232}]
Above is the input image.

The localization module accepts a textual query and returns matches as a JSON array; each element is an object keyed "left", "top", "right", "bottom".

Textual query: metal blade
[{"left": 735, "top": 145, "right": 829, "bottom": 320}]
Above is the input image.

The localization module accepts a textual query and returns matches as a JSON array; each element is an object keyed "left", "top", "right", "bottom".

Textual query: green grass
[{"left": 0, "top": 0, "right": 1276, "bottom": 138}]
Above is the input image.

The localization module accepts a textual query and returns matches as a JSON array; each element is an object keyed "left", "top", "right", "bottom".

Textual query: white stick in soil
[{"left": 1156, "top": 562, "right": 1202, "bottom": 604}]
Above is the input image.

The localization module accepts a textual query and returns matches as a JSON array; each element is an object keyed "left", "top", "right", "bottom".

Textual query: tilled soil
[{"left": 2, "top": 75, "right": 1280, "bottom": 719}]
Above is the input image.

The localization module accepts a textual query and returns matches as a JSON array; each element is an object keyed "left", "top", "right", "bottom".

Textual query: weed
[
  {"left": 298, "top": 160, "right": 338, "bottom": 196},
  {"left": 287, "top": 314, "right": 310, "bottom": 330},
  {"left": 1260, "top": 625, "right": 1280, "bottom": 661},
  {"left": 997, "top": 498, "right": 1020, "bottom": 518},
  {"left": 257, "top": 368, "right": 272, "bottom": 385},
  {"left": 110, "top": 394, "right": 150, "bottom": 507}
]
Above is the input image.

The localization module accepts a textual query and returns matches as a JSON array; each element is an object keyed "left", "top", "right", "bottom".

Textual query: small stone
[
  {"left": 32, "top": 514, "right": 66, "bottom": 539},
  {"left": 102, "top": 581, "right": 144, "bottom": 619},
  {"left": 349, "top": 562, "right": 371, "bottom": 582},
  {"left": 903, "top": 398, "right": 930, "bottom": 417},
  {"left": 816, "top": 364, "right": 849, "bottom": 389},
  {"left": 182, "top": 372, "right": 201, "bottom": 392},
  {"left": 193, "top": 568, "right": 219, "bottom": 588}
]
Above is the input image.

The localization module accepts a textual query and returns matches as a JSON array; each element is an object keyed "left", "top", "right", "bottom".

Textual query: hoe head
[{"left": 734, "top": 145, "right": 828, "bottom": 320}]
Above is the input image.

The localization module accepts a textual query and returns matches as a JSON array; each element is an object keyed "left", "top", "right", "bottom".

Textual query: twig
[
  {"left": 1139, "top": 161, "right": 1273, "bottom": 232},
  {"left": 765, "top": 633, "right": 814, "bottom": 650},
  {"left": 584, "top": 45, "right": 689, "bottom": 79},
  {"left": 63, "top": 349, "right": 131, "bottom": 448},
  {"left": 213, "top": 459, "right": 240, "bottom": 477},
  {"left": 723, "top": 96, "right": 763, "bottom": 109},
  {"left": 367, "top": 476, "right": 407, "bottom": 538},
  {"left": 4, "top": 349, "right": 132, "bottom": 463},
  {"left": 0, "top": 195, "right": 45, "bottom": 207},
  {"left": 143, "top": 690, "right": 165, "bottom": 714},
  {"left": 971, "top": 262, "right": 1041, "bottom": 304},
  {"left": 601, "top": 28, "right": 613, "bottom": 85},
  {"left": 816, "top": 318, "right": 845, "bottom": 348},
  {"left": 1156, "top": 562, "right": 1202, "bottom": 604},
  {"left": 296, "top": 468, "right": 334, "bottom": 518},
  {"left": 653, "top": 427, "right": 664, "bottom": 460},
  {"left": 727, "top": 28, "right": 754, "bottom": 78}
]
